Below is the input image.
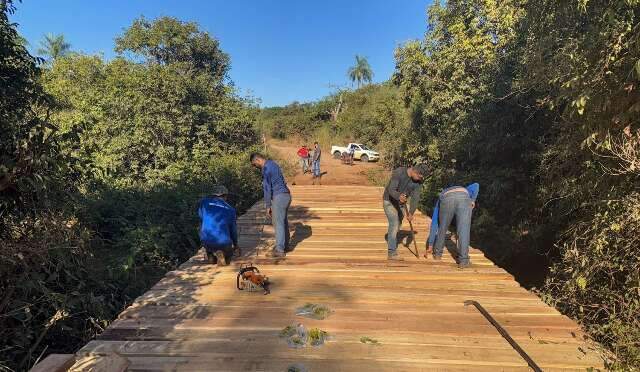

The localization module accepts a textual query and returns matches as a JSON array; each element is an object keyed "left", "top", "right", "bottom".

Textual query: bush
[
  {"left": 1, "top": 12, "right": 263, "bottom": 371},
  {"left": 543, "top": 193, "right": 640, "bottom": 369}
]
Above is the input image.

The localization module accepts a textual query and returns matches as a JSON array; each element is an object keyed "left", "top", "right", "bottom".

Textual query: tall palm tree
[
  {"left": 37, "top": 33, "right": 71, "bottom": 61},
  {"left": 347, "top": 55, "right": 373, "bottom": 88}
]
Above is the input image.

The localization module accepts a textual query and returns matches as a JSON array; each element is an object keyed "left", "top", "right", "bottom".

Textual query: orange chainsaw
[{"left": 236, "top": 264, "right": 270, "bottom": 295}]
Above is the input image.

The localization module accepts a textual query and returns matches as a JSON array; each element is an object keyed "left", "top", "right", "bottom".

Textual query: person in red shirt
[{"left": 297, "top": 145, "right": 310, "bottom": 174}]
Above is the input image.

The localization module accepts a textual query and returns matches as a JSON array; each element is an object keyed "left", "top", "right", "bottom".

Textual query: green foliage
[
  {"left": 258, "top": 101, "right": 330, "bottom": 140},
  {"left": 359, "top": 336, "right": 380, "bottom": 345},
  {"left": 307, "top": 328, "right": 329, "bottom": 346},
  {"left": 347, "top": 55, "right": 374, "bottom": 88},
  {"left": 296, "top": 303, "right": 332, "bottom": 320},
  {"left": 1, "top": 11, "right": 261, "bottom": 371},
  {"left": 114, "top": 16, "right": 229, "bottom": 85},
  {"left": 544, "top": 193, "right": 640, "bottom": 369},
  {"left": 259, "top": 83, "right": 410, "bottom": 166},
  {"left": 392, "top": 0, "right": 640, "bottom": 368},
  {"left": 37, "top": 33, "right": 71, "bottom": 61},
  {"left": 0, "top": 1, "right": 56, "bottom": 211},
  {"left": 333, "top": 84, "right": 410, "bottom": 166},
  {"left": 43, "top": 53, "right": 257, "bottom": 188}
]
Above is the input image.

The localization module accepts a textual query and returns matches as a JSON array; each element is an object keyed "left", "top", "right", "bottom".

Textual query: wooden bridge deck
[{"left": 68, "top": 186, "right": 603, "bottom": 371}]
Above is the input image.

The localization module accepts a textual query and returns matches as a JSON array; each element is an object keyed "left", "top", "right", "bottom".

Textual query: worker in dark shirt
[
  {"left": 198, "top": 185, "right": 238, "bottom": 266},
  {"left": 382, "top": 164, "right": 430, "bottom": 260},
  {"left": 250, "top": 153, "right": 291, "bottom": 258}
]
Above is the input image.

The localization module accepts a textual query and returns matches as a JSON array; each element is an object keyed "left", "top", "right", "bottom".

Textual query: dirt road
[{"left": 268, "top": 139, "right": 388, "bottom": 186}]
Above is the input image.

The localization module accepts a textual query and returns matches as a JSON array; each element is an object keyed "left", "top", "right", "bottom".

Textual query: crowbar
[
  {"left": 402, "top": 204, "right": 420, "bottom": 258},
  {"left": 464, "top": 300, "right": 542, "bottom": 372}
]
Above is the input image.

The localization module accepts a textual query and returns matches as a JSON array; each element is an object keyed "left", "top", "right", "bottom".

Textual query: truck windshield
[{"left": 359, "top": 145, "right": 371, "bottom": 150}]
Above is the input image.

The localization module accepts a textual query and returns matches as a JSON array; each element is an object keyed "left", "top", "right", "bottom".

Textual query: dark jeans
[
  {"left": 383, "top": 200, "right": 404, "bottom": 255},
  {"left": 203, "top": 242, "right": 233, "bottom": 260},
  {"left": 433, "top": 191, "right": 473, "bottom": 264},
  {"left": 272, "top": 192, "right": 291, "bottom": 253}
]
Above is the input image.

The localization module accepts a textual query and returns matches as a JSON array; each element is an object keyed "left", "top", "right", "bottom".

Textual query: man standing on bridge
[
  {"left": 383, "top": 164, "right": 429, "bottom": 260},
  {"left": 198, "top": 185, "right": 239, "bottom": 266},
  {"left": 250, "top": 153, "right": 291, "bottom": 257},
  {"left": 312, "top": 141, "right": 322, "bottom": 185}
]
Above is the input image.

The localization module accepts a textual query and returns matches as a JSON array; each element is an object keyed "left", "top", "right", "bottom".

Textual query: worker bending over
[
  {"left": 250, "top": 153, "right": 292, "bottom": 258},
  {"left": 426, "top": 183, "right": 479, "bottom": 269},
  {"left": 382, "top": 164, "right": 430, "bottom": 260}
]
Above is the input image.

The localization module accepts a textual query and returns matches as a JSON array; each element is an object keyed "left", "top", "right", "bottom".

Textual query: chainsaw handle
[{"left": 237, "top": 265, "right": 260, "bottom": 290}]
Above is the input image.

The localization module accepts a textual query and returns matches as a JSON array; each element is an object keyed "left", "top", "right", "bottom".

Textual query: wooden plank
[
  {"left": 121, "top": 356, "right": 534, "bottom": 372},
  {"left": 29, "top": 354, "right": 76, "bottom": 372},
  {"left": 78, "top": 340, "right": 603, "bottom": 369},
  {"left": 96, "top": 327, "right": 591, "bottom": 348},
  {"left": 68, "top": 353, "right": 129, "bottom": 372},
  {"left": 74, "top": 185, "right": 603, "bottom": 371}
]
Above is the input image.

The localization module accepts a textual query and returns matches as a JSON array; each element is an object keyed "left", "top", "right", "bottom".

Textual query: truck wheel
[
  {"left": 333, "top": 151, "right": 341, "bottom": 159},
  {"left": 361, "top": 155, "right": 369, "bottom": 163}
]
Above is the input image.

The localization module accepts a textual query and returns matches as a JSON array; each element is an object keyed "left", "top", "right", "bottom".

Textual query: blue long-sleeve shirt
[
  {"left": 262, "top": 160, "right": 290, "bottom": 208},
  {"left": 427, "top": 183, "right": 479, "bottom": 246},
  {"left": 198, "top": 197, "right": 238, "bottom": 247}
]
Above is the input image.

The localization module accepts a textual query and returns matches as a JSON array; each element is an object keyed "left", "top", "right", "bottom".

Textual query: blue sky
[{"left": 11, "top": 0, "right": 431, "bottom": 107}]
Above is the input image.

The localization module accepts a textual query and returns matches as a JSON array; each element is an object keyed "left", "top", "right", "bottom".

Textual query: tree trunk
[{"left": 329, "top": 93, "right": 343, "bottom": 122}]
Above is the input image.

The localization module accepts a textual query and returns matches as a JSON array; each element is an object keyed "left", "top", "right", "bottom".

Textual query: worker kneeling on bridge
[
  {"left": 383, "top": 164, "right": 430, "bottom": 261},
  {"left": 198, "top": 185, "right": 239, "bottom": 266}
]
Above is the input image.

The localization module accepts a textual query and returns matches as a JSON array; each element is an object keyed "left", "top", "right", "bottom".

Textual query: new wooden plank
[
  {"left": 75, "top": 185, "right": 604, "bottom": 371},
  {"left": 96, "top": 327, "right": 592, "bottom": 348},
  {"left": 119, "top": 356, "right": 535, "bottom": 372},
  {"left": 78, "top": 340, "right": 603, "bottom": 369}
]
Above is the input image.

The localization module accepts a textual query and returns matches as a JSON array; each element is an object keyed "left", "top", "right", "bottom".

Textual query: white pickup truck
[{"left": 331, "top": 143, "right": 380, "bottom": 162}]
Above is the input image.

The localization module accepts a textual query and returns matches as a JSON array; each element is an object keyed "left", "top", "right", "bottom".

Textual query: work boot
[
  {"left": 457, "top": 262, "right": 472, "bottom": 269},
  {"left": 266, "top": 249, "right": 286, "bottom": 258},
  {"left": 215, "top": 251, "right": 227, "bottom": 266},
  {"left": 432, "top": 255, "right": 443, "bottom": 261},
  {"left": 387, "top": 254, "right": 404, "bottom": 261}
]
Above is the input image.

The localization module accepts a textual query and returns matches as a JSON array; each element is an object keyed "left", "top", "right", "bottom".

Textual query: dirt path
[{"left": 268, "top": 139, "right": 388, "bottom": 186}]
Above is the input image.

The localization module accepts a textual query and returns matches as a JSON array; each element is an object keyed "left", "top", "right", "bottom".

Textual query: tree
[
  {"left": 43, "top": 16, "right": 258, "bottom": 188},
  {"left": 37, "top": 33, "right": 71, "bottom": 61},
  {"left": 392, "top": 0, "right": 640, "bottom": 367},
  {"left": 2, "top": 11, "right": 262, "bottom": 371},
  {"left": 114, "top": 16, "right": 229, "bottom": 86},
  {"left": 347, "top": 55, "right": 373, "bottom": 88}
]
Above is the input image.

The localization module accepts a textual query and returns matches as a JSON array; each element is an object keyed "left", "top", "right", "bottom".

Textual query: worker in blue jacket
[
  {"left": 198, "top": 185, "right": 239, "bottom": 266},
  {"left": 426, "top": 183, "right": 479, "bottom": 269}
]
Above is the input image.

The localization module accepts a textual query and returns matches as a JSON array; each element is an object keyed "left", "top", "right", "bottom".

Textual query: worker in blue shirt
[
  {"left": 250, "top": 153, "right": 291, "bottom": 258},
  {"left": 426, "top": 183, "right": 479, "bottom": 269},
  {"left": 198, "top": 185, "right": 239, "bottom": 266}
]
